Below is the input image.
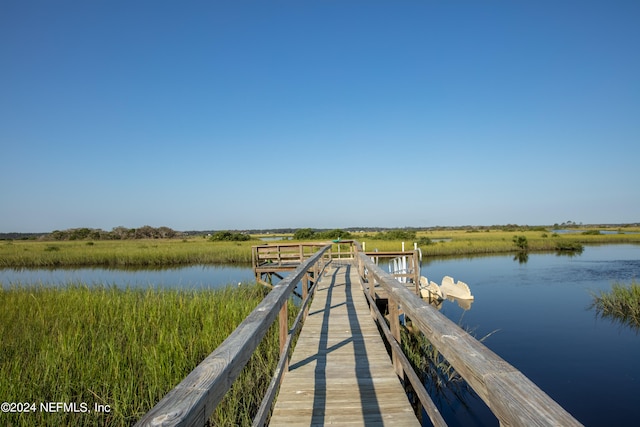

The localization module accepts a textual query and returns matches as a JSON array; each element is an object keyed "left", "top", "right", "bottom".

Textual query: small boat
[
  {"left": 419, "top": 275, "right": 474, "bottom": 301},
  {"left": 419, "top": 276, "right": 444, "bottom": 299}
]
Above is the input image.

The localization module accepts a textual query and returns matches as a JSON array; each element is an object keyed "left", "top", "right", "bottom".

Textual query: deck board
[{"left": 269, "top": 262, "right": 419, "bottom": 426}]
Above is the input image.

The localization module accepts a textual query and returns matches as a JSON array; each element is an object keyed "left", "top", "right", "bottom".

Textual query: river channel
[
  {"left": 0, "top": 264, "right": 255, "bottom": 289},
  {"left": 418, "top": 243, "right": 640, "bottom": 426},
  {"left": 2, "top": 244, "right": 639, "bottom": 426}
]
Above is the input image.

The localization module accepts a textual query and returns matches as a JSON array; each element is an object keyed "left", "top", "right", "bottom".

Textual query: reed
[
  {"left": 0, "top": 238, "right": 253, "bottom": 268},
  {"left": 591, "top": 280, "right": 640, "bottom": 330},
  {"left": 400, "top": 318, "right": 500, "bottom": 417},
  {"left": 0, "top": 283, "right": 288, "bottom": 426}
]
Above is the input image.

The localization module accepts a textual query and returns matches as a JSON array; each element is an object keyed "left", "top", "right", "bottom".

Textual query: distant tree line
[
  {"left": 5, "top": 223, "right": 638, "bottom": 242},
  {"left": 45, "top": 226, "right": 180, "bottom": 241},
  {"left": 0, "top": 232, "right": 43, "bottom": 240},
  {"left": 209, "top": 231, "right": 252, "bottom": 241}
]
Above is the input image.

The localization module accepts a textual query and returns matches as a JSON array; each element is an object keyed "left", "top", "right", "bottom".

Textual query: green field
[
  {"left": 2, "top": 227, "right": 639, "bottom": 268},
  {"left": 0, "top": 238, "right": 254, "bottom": 268},
  {"left": 358, "top": 227, "right": 640, "bottom": 255},
  {"left": 0, "top": 283, "right": 287, "bottom": 426}
]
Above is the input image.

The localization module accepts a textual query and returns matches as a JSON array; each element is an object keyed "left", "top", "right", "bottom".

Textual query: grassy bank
[
  {"left": 2, "top": 228, "right": 639, "bottom": 268},
  {"left": 0, "top": 283, "right": 286, "bottom": 426},
  {"left": 0, "top": 238, "right": 253, "bottom": 268},
  {"left": 359, "top": 228, "right": 640, "bottom": 256}
]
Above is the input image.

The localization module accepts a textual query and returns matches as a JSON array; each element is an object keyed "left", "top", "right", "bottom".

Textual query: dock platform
[{"left": 269, "top": 261, "right": 419, "bottom": 426}]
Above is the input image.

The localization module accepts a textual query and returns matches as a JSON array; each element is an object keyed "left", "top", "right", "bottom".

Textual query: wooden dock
[
  {"left": 269, "top": 261, "right": 419, "bottom": 426},
  {"left": 137, "top": 241, "right": 582, "bottom": 427}
]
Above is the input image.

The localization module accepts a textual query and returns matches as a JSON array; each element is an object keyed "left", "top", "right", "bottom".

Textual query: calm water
[
  {"left": 419, "top": 244, "right": 640, "bottom": 426},
  {"left": 2, "top": 245, "right": 639, "bottom": 425},
  {"left": 0, "top": 264, "right": 255, "bottom": 289}
]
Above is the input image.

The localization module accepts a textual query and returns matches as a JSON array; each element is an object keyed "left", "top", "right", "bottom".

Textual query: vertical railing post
[
  {"left": 252, "top": 246, "right": 259, "bottom": 284},
  {"left": 369, "top": 271, "right": 376, "bottom": 320},
  {"left": 302, "top": 273, "right": 309, "bottom": 318},
  {"left": 279, "top": 302, "right": 288, "bottom": 378},
  {"left": 389, "top": 298, "right": 403, "bottom": 378},
  {"left": 251, "top": 246, "right": 256, "bottom": 269},
  {"left": 413, "top": 250, "right": 419, "bottom": 295}
]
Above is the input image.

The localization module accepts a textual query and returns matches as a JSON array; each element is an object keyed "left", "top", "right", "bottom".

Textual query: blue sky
[{"left": 2, "top": 1, "right": 639, "bottom": 232}]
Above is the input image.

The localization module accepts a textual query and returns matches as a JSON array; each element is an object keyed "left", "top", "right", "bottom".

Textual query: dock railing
[
  {"left": 250, "top": 241, "right": 357, "bottom": 266},
  {"left": 251, "top": 242, "right": 333, "bottom": 287},
  {"left": 137, "top": 240, "right": 581, "bottom": 426},
  {"left": 252, "top": 242, "right": 328, "bottom": 268},
  {"left": 353, "top": 241, "right": 583, "bottom": 426},
  {"left": 136, "top": 244, "right": 332, "bottom": 427}
]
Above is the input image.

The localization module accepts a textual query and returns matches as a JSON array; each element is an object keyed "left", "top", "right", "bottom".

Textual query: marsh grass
[
  {"left": 2, "top": 229, "right": 638, "bottom": 269},
  {"left": 359, "top": 229, "right": 639, "bottom": 257},
  {"left": 0, "top": 283, "right": 287, "bottom": 426},
  {"left": 591, "top": 280, "right": 640, "bottom": 331},
  {"left": 400, "top": 320, "right": 499, "bottom": 414},
  {"left": 0, "top": 239, "right": 253, "bottom": 268}
]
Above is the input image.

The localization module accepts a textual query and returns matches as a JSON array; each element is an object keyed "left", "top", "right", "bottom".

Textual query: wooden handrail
[
  {"left": 355, "top": 247, "right": 583, "bottom": 426},
  {"left": 136, "top": 244, "right": 332, "bottom": 427},
  {"left": 252, "top": 242, "right": 329, "bottom": 268},
  {"left": 359, "top": 273, "right": 447, "bottom": 426},
  {"left": 251, "top": 267, "right": 323, "bottom": 426}
]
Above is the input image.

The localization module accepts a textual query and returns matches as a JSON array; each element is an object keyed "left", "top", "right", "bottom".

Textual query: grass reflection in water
[{"left": 591, "top": 280, "right": 640, "bottom": 331}]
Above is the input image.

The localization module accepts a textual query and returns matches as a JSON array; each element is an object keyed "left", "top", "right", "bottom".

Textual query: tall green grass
[
  {"left": 591, "top": 280, "right": 640, "bottom": 331},
  {"left": 400, "top": 320, "right": 497, "bottom": 401},
  {"left": 0, "top": 283, "right": 285, "bottom": 426},
  {"left": 0, "top": 239, "right": 253, "bottom": 268},
  {"left": 2, "top": 229, "right": 638, "bottom": 268}
]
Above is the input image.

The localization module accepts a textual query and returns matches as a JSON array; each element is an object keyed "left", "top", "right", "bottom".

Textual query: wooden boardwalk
[
  {"left": 137, "top": 242, "right": 582, "bottom": 427},
  {"left": 269, "top": 261, "right": 419, "bottom": 426}
]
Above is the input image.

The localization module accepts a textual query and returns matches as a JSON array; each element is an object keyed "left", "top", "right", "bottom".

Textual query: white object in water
[
  {"left": 419, "top": 276, "right": 444, "bottom": 299},
  {"left": 419, "top": 275, "right": 474, "bottom": 300},
  {"left": 440, "top": 276, "right": 474, "bottom": 300}
]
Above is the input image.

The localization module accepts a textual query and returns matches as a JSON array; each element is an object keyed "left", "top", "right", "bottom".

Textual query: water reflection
[
  {"left": 419, "top": 244, "right": 640, "bottom": 426},
  {"left": 423, "top": 293, "right": 474, "bottom": 311},
  {"left": 555, "top": 247, "right": 584, "bottom": 257},
  {"left": 513, "top": 248, "right": 585, "bottom": 264},
  {"left": 513, "top": 252, "right": 529, "bottom": 264},
  {"left": 590, "top": 283, "right": 640, "bottom": 333},
  {"left": 0, "top": 264, "right": 255, "bottom": 289}
]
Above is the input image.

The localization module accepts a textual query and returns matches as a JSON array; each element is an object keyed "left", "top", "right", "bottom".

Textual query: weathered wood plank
[
  {"left": 135, "top": 246, "right": 331, "bottom": 427},
  {"left": 269, "top": 262, "right": 419, "bottom": 426}
]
